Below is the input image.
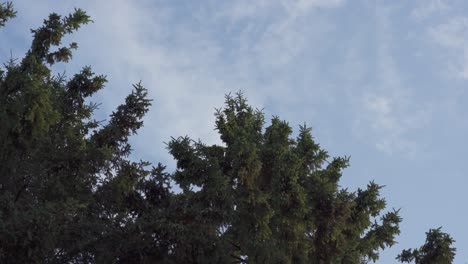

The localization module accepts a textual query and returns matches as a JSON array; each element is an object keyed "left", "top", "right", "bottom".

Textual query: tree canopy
[
  {"left": 0, "top": 3, "right": 456, "bottom": 263},
  {"left": 397, "top": 228, "right": 456, "bottom": 264}
]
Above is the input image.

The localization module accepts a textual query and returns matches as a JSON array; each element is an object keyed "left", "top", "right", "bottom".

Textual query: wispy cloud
[
  {"left": 429, "top": 17, "right": 468, "bottom": 48},
  {"left": 428, "top": 16, "right": 468, "bottom": 79},
  {"left": 40, "top": 0, "right": 345, "bottom": 164},
  {"left": 411, "top": 0, "right": 449, "bottom": 21},
  {"left": 3, "top": 0, "right": 435, "bottom": 160},
  {"left": 221, "top": 0, "right": 345, "bottom": 21},
  {"left": 350, "top": 3, "right": 432, "bottom": 157}
]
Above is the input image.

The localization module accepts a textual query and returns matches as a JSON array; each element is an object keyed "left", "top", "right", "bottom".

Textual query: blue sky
[{"left": 1, "top": 0, "right": 467, "bottom": 262}]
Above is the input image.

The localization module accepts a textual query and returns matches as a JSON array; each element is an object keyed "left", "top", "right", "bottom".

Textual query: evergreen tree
[
  {"left": 0, "top": 1, "right": 15, "bottom": 27},
  {"left": 0, "top": 3, "right": 458, "bottom": 263},
  {"left": 166, "top": 93, "right": 402, "bottom": 263},
  {"left": 0, "top": 3, "right": 167, "bottom": 263},
  {"left": 397, "top": 227, "right": 456, "bottom": 264}
]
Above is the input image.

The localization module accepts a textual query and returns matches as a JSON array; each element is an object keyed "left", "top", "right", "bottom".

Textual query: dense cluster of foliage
[
  {"left": 0, "top": 3, "right": 456, "bottom": 263},
  {"left": 397, "top": 228, "right": 456, "bottom": 264}
]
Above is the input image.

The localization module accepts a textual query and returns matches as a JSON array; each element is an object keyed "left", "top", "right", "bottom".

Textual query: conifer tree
[
  {"left": 0, "top": 3, "right": 166, "bottom": 263},
  {"left": 0, "top": 3, "right": 458, "bottom": 263},
  {"left": 166, "top": 93, "right": 403, "bottom": 263},
  {"left": 397, "top": 227, "right": 456, "bottom": 264}
]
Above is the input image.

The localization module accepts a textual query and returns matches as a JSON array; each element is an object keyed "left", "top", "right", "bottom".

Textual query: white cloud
[
  {"left": 361, "top": 93, "right": 431, "bottom": 157},
  {"left": 221, "top": 0, "right": 272, "bottom": 21},
  {"left": 411, "top": 0, "right": 449, "bottom": 20},
  {"left": 216, "top": 0, "right": 344, "bottom": 70},
  {"left": 429, "top": 17, "right": 468, "bottom": 48},
  {"left": 429, "top": 16, "right": 468, "bottom": 79},
  {"left": 366, "top": 96, "right": 391, "bottom": 117},
  {"left": 222, "top": 0, "right": 345, "bottom": 21},
  {"left": 281, "top": 0, "right": 345, "bottom": 16},
  {"left": 4, "top": 0, "right": 434, "bottom": 160},
  {"left": 59, "top": 0, "right": 345, "bottom": 164},
  {"left": 350, "top": 3, "right": 432, "bottom": 157}
]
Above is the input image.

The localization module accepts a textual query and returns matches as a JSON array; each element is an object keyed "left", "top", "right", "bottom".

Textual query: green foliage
[
  {"left": 0, "top": 3, "right": 457, "bottom": 264},
  {"left": 0, "top": 1, "right": 15, "bottom": 28},
  {"left": 0, "top": 4, "right": 157, "bottom": 263},
  {"left": 29, "top": 8, "right": 91, "bottom": 65},
  {"left": 166, "top": 93, "right": 403, "bottom": 263},
  {"left": 397, "top": 228, "right": 456, "bottom": 264}
]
